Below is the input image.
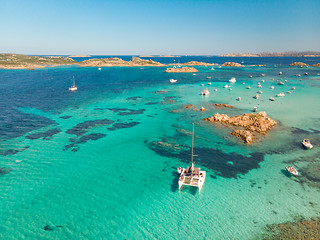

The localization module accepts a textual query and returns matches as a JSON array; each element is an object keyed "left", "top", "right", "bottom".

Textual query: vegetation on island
[{"left": 222, "top": 51, "right": 320, "bottom": 57}]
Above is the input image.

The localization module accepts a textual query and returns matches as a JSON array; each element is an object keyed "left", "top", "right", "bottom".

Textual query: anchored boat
[
  {"left": 69, "top": 76, "right": 77, "bottom": 92},
  {"left": 177, "top": 123, "right": 206, "bottom": 193}
]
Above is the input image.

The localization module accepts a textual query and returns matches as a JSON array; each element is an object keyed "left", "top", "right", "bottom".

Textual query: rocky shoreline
[{"left": 203, "top": 111, "right": 277, "bottom": 144}]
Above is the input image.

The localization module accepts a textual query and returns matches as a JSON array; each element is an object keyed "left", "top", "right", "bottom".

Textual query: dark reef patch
[
  {"left": 26, "top": 128, "right": 61, "bottom": 140},
  {"left": 0, "top": 167, "right": 12, "bottom": 175},
  {"left": 0, "top": 146, "right": 29, "bottom": 156},
  {"left": 126, "top": 96, "right": 143, "bottom": 101},
  {"left": 59, "top": 115, "right": 72, "bottom": 119},
  {"left": 78, "top": 133, "right": 106, "bottom": 143},
  {"left": 147, "top": 141, "right": 264, "bottom": 178},
  {"left": 107, "top": 108, "right": 145, "bottom": 116},
  {"left": 108, "top": 122, "right": 140, "bottom": 131},
  {"left": 63, "top": 133, "right": 106, "bottom": 151},
  {"left": 66, "top": 119, "right": 114, "bottom": 136},
  {"left": 145, "top": 102, "right": 159, "bottom": 105}
]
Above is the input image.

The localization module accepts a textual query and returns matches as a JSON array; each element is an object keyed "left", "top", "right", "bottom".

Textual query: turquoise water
[{"left": 1, "top": 61, "right": 320, "bottom": 239}]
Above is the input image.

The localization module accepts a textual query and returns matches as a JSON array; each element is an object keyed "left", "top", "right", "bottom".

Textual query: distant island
[
  {"left": 139, "top": 55, "right": 180, "bottom": 58},
  {"left": 1, "top": 53, "right": 319, "bottom": 69},
  {"left": 221, "top": 51, "right": 320, "bottom": 57},
  {"left": 69, "top": 55, "right": 91, "bottom": 57}
]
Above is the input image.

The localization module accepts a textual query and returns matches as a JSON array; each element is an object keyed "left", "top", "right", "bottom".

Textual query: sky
[{"left": 0, "top": 0, "right": 319, "bottom": 55}]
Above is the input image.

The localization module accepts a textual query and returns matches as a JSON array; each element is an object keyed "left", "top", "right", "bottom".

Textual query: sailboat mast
[
  {"left": 191, "top": 123, "right": 195, "bottom": 171},
  {"left": 73, "top": 76, "right": 75, "bottom": 87}
]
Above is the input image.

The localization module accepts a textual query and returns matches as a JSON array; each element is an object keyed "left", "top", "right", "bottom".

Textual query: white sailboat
[
  {"left": 69, "top": 76, "right": 77, "bottom": 92},
  {"left": 177, "top": 123, "right": 206, "bottom": 193}
]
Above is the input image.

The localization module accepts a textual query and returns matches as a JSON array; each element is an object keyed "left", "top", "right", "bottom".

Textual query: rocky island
[
  {"left": 79, "top": 56, "right": 165, "bottom": 67},
  {"left": 312, "top": 63, "right": 320, "bottom": 67},
  {"left": 221, "top": 62, "right": 244, "bottom": 67},
  {"left": 164, "top": 67, "right": 198, "bottom": 73},
  {"left": 203, "top": 111, "right": 277, "bottom": 144},
  {"left": 289, "top": 62, "right": 309, "bottom": 67},
  {"left": 0, "top": 54, "right": 76, "bottom": 69},
  {"left": 178, "top": 61, "right": 217, "bottom": 66},
  {"left": 222, "top": 51, "right": 320, "bottom": 57}
]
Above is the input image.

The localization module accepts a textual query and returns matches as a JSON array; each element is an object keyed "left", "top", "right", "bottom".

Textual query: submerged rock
[
  {"left": 214, "top": 103, "right": 234, "bottom": 108},
  {"left": 231, "top": 130, "right": 254, "bottom": 144},
  {"left": 289, "top": 62, "right": 308, "bottom": 67}
]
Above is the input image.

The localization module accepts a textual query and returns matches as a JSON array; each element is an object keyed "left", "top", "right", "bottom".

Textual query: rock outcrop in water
[
  {"left": 203, "top": 111, "right": 277, "bottom": 143},
  {"left": 164, "top": 67, "right": 198, "bottom": 73},
  {"left": 214, "top": 103, "right": 234, "bottom": 108},
  {"left": 179, "top": 61, "right": 216, "bottom": 66},
  {"left": 221, "top": 62, "right": 244, "bottom": 67},
  {"left": 289, "top": 62, "right": 309, "bottom": 67},
  {"left": 312, "top": 63, "right": 320, "bottom": 67}
]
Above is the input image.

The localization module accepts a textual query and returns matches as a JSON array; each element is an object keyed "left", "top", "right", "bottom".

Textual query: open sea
[{"left": 1, "top": 56, "right": 320, "bottom": 239}]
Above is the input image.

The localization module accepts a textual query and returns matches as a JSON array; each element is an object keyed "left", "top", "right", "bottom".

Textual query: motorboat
[
  {"left": 262, "top": 80, "right": 265, "bottom": 82},
  {"left": 246, "top": 86, "right": 251, "bottom": 89},
  {"left": 278, "top": 81, "right": 284, "bottom": 85},
  {"left": 276, "top": 93, "right": 285, "bottom": 97},
  {"left": 170, "top": 79, "right": 177, "bottom": 83},
  {"left": 98, "top": 67, "right": 101, "bottom": 70},
  {"left": 271, "top": 86, "right": 275, "bottom": 90},
  {"left": 304, "top": 73, "right": 308, "bottom": 75},
  {"left": 286, "top": 166, "right": 298, "bottom": 176},
  {"left": 257, "top": 90, "right": 263, "bottom": 94},
  {"left": 207, "top": 82, "right": 212, "bottom": 85},
  {"left": 237, "top": 97, "right": 241, "bottom": 101},
  {"left": 302, "top": 139, "right": 313, "bottom": 149},
  {"left": 254, "top": 94, "right": 259, "bottom": 99},
  {"left": 296, "top": 74, "right": 301, "bottom": 77},
  {"left": 207, "top": 77, "right": 212, "bottom": 79},
  {"left": 177, "top": 123, "right": 206, "bottom": 193},
  {"left": 229, "top": 77, "right": 236, "bottom": 83},
  {"left": 249, "top": 75, "right": 253, "bottom": 78},
  {"left": 279, "top": 72, "right": 283, "bottom": 75},
  {"left": 201, "top": 89, "right": 210, "bottom": 95},
  {"left": 229, "top": 88, "right": 232, "bottom": 91},
  {"left": 287, "top": 91, "right": 292, "bottom": 94},
  {"left": 253, "top": 107, "right": 257, "bottom": 112},
  {"left": 292, "top": 87, "right": 295, "bottom": 90},
  {"left": 269, "top": 97, "right": 275, "bottom": 101},
  {"left": 261, "top": 74, "right": 266, "bottom": 77},
  {"left": 214, "top": 89, "right": 218, "bottom": 92},
  {"left": 69, "top": 76, "right": 77, "bottom": 92},
  {"left": 224, "top": 84, "right": 229, "bottom": 88},
  {"left": 258, "top": 84, "right": 262, "bottom": 88}
]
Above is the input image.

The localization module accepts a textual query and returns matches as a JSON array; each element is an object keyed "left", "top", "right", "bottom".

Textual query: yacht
[
  {"left": 170, "top": 79, "right": 177, "bottom": 83},
  {"left": 286, "top": 166, "right": 298, "bottom": 176},
  {"left": 224, "top": 84, "right": 229, "bottom": 88},
  {"left": 302, "top": 139, "right": 313, "bottom": 149},
  {"left": 177, "top": 124, "right": 206, "bottom": 193},
  {"left": 269, "top": 97, "right": 275, "bottom": 101},
  {"left": 255, "top": 94, "right": 259, "bottom": 99},
  {"left": 201, "top": 89, "right": 210, "bottom": 95},
  {"left": 276, "top": 92, "right": 285, "bottom": 97},
  {"left": 69, "top": 76, "right": 77, "bottom": 92},
  {"left": 98, "top": 67, "right": 101, "bottom": 70},
  {"left": 246, "top": 86, "right": 251, "bottom": 89},
  {"left": 229, "top": 77, "right": 236, "bottom": 83}
]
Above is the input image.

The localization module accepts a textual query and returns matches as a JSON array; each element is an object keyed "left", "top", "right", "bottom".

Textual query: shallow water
[{"left": 1, "top": 58, "right": 320, "bottom": 239}]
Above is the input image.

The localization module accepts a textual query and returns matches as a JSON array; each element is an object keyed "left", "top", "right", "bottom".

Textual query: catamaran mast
[{"left": 191, "top": 123, "right": 195, "bottom": 171}]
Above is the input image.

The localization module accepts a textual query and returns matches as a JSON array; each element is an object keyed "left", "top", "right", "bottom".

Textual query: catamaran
[
  {"left": 177, "top": 123, "right": 206, "bottom": 193},
  {"left": 69, "top": 76, "right": 77, "bottom": 92}
]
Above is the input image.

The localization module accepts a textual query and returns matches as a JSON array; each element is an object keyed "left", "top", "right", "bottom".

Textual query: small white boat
[
  {"left": 269, "top": 97, "right": 275, "bottom": 101},
  {"left": 237, "top": 97, "right": 241, "bottom": 101},
  {"left": 69, "top": 76, "right": 77, "bottom": 92},
  {"left": 249, "top": 75, "right": 253, "bottom": 78},
  {"left": 224, "top": 84, "right": 229, "bottom": 88},
  {"left": 292, "top": 87, "right": 295, "bottom": 90},
  {"left": 98, "top": 67, "right": 101, "bottom": 70},
  {"left": 211, "top": 67, "right": 214, "bottom": 70},
  {"left": 214, "top": 89, "right": 218, "bottom": 92},
  {"left": 257, "top": 90, "right": 263, "bottom": 94},
  {"left": 170, "top": 79, "right": 177, "bottom": 83},
  {"left": 193, "top": 73, "right": 197, "bottom": 75},
  {"left": 229, "top": 88, "right": 232, "bottom": 91},
  {"left": 287, "top": 91, "right": 292, "bottom": 94},
  {"left": 262, "top": 80, "right": 265, "bottom": 82},
  {"left": 279, "top": 72, "right": 283, "bottom": 75},
  {"left": 255, "top": 94, "right": 259, "bottom": 99},
  {"left": 253, "top": 107, "right": 257, "bottom": 112},
  {"left": 278, "top": 81, "right": 284, "bottom": 85},
  {"left": 271, "top": 86, "right": 275, "bottom": 90},
  {"left": 229, "top": 77, "right": 236, "bottom": 83},
  {"left": 284, "top": 80, "right": 287, "bottom": 82},
  {"left": 302, "top": 139, "right": 313, "bottom": 149},
  {"left": 207, "top": 82, "right": 212, "bottom": 85},
  {"left": 296, "top": 74, "right": 301, "bottom": 77},
  {"left": 286, "top": 166, "right": 298, "bottom": 176},
  {"left": 304, "top": 73, "right": 308, "bottom": 76},
  {"left": 207, "top": 77, "right": 212, "bottom": 79},
  {"left": 241, "top": 82, "right": 245, "bottom": 85},
  {"left": 201, "top": 89, "right": 210, "bottom": 95},
  {"left": 276, "top": 92, "right": 285, "bottom": 97},
  {"left": 218, "top": 66, "right": 222, "bottom": 68},
  {"left": 258, "top": 84, "right": 262, "bottom": 88},
  {"left": 246, "top": 86, "right": 251, "bottom": 89},
  {"left": 261, "top": 74, "right": 266, "bottom": 77}
]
